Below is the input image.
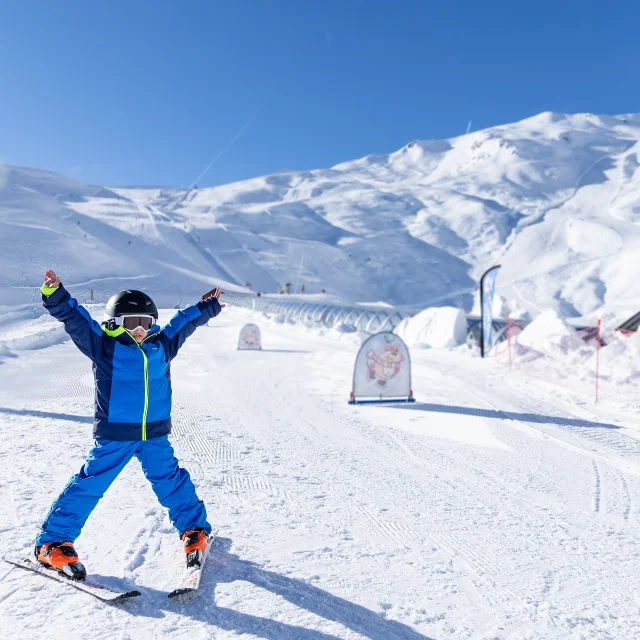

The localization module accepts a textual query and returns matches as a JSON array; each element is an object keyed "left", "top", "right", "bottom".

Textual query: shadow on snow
[
  {"left": 258, "top": 349, "right": 311, "bottom": 353},
  {"left": 0, "top": 407, "right": 92, "bottom": 424},
  {"left": 384, "top": 402, "right": 621, "bottom": 430},
  {"left": 123, "top": 537, "right": 431, "bottom": 640}
]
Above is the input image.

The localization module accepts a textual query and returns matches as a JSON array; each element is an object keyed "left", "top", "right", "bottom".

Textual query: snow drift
[
  {"left": 394, "top": 306, "right": 467, "bottom": 349},
  {"left": 516, "top": 309, "right": 584, "bottom": 358}
]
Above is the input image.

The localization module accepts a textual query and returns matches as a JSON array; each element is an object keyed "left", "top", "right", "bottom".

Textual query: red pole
[
  {"left": 595, "top": 319, "right": 601, "bottom": 403},
  {"left": 507, "top": 313, "right": 513, "bottom": 369}
]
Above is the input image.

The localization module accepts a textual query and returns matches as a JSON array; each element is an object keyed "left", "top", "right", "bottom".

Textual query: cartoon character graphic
[
  {"left": 238, "top": 324, "right": 262, "bottom": 350},
  {"left": 366, "top": 343, "right": 404, "bottom": 386},
  {"left": 243, "top": 329, "right": 260, "bottom": 347}
]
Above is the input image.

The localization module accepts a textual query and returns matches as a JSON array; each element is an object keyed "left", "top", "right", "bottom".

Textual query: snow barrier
[
  {"left": 226, "top": 293, "right": 525, "bottom": 348},
  {"left": 225, "top": 292, "right": 410, "bottom": 334}
]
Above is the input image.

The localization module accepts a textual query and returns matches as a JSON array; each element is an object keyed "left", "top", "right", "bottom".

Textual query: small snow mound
[
  {"left": 592, "top": 330, "right": 640, "bottom": 385},
  {"left": 395, "top": 307, "right": 467, "bottom": 349},
  {"left": 517, "top": 309, "right": 583, "bottom": 357}
]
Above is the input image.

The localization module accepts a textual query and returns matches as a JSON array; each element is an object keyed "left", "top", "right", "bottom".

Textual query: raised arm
[
  {"left": 157, "top": 287, "right": 224, "bottom": 360},
  {"left": 41, "top": 270, "right": 104, "bottom": 360}
]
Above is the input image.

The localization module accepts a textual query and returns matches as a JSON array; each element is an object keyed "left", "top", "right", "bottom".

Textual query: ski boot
[
  {"left": 181, "top": 529, "right": 208, "bottom": 568},
  {"left": 35, "top": 542, "right": 87, "bottom": 580}
]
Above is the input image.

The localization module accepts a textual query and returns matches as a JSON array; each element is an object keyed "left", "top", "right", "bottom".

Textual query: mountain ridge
[{"left": 2, "top": 111, "right": 639, "bottom": 321}]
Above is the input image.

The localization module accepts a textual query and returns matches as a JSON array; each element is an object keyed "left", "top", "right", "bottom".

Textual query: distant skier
[{"left": 34, "top": 270, "right": 224, "bottom": 580}]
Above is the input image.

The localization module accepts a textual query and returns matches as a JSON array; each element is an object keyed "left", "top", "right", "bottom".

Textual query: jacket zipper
[{"left": 134, "top": 336, "right": 151, "bottom": 441}]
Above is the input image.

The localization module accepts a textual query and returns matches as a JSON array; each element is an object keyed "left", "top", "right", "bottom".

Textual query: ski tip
[
  {"left": 168, "top": 587, "right": 195, "bottom": 599},
  {"left": 115, "top": 590, "right": 142, "bottom": 601}
]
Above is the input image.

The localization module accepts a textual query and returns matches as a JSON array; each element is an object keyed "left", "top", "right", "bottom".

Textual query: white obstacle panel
[
  {"left": 238, "top": 323, "right": 262, "bottom": 350},
  {"left": 349, "top": 331, "right": 414, "bottom": 404}
]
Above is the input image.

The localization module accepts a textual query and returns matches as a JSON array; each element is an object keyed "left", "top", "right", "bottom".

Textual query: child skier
[{"left": 35, "top": 269, "right": 223, "bottom": 580}]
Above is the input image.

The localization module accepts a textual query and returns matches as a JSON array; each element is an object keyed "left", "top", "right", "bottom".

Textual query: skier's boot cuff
[
  {"left": 35, "top": 542, "right": 87, "bottom": 580},
  {"left": 181, "top": 529, "right": 208, "bottom": 554}
]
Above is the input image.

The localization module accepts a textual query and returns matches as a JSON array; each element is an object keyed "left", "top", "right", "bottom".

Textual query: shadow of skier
[
  {"left": 383, "top": 402, "right": 621, "bottom": 430},
  {"left": 0, "top": 407, "right": 93, "bottom": 424},
  {"left": 128, "top": 537, "right": 432, "bottom": 639}
]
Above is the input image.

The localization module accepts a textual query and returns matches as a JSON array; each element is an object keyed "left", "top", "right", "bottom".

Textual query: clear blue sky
[{"left": 1, "top": 0, "right": 638, "bottom": 188}]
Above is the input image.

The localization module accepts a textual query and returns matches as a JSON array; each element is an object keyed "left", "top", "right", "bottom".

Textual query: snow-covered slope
[
  {"left": 2, "top": 307, "right": 640, "bottom": 639},
  {"left": 2, "top": 112, "right": 640, "bottom": 321}
]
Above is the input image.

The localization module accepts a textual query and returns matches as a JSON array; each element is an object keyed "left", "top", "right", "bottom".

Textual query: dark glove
[{"left": 202, "top": 287, "right": 223, "bottom": 302}]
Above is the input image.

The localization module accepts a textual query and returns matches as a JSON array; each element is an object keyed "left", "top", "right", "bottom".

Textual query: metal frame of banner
[{"left": 348, "top": 391, "right": 415, "bottom": 405}]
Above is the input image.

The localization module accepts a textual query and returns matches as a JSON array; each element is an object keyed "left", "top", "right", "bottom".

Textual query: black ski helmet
[{"left": 105, "top": 290, "right": 158, "bottom": 319}]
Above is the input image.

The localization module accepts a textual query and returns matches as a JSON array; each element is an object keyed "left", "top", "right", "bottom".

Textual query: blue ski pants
[{"left": 36, "top": 436, "right": 211, "bottom": 545}]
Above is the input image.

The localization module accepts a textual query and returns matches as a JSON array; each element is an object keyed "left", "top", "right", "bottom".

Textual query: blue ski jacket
[{"left": 41, "top": 284, "right": 221, "bottom": 441}]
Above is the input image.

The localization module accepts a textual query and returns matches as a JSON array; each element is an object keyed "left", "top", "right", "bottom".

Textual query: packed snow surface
[{"left": 2, "top": 306, "right": 640, "bottom": 639}]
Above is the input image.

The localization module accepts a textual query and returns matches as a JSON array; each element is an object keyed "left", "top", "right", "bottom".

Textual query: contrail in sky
[{"left": 188, "top": 117, "right": 254, "bottom": 190}]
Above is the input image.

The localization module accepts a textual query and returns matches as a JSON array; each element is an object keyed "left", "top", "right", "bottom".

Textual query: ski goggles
[{"left": 113, "top": 315, "right": 155, "bottom": 331}]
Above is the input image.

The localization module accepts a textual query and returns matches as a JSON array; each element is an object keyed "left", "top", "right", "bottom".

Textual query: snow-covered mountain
[
  {"left": 5, "top": 113, "right": 640, "bottom": 639},
  {"left": 2, "top": 111, "right": 640, "bottom": 322}
]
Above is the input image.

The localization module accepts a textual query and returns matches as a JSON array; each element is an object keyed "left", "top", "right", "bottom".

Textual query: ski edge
[{"left": 3, "top": 557, "right": 141, "bottom": 602}]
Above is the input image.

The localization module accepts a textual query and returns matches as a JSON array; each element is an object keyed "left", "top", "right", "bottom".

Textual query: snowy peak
[{"left": 2, "top": 111, "right": 640, "bottom": 320}]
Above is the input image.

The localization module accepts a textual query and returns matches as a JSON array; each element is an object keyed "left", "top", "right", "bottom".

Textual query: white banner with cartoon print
[
  {"left": 238, "top": 323, "right": 262, "bottom": 350},
  {"left": 352, "top": 332, "right": 412, "bottom": 400}
]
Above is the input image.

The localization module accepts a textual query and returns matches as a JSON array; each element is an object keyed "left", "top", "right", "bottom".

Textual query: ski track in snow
[
  {"left": 591, "top": 461, "right": 601, "bottom": 514},
  {"left": 2, "top": 309, "right": 640, "bottom": 638}
]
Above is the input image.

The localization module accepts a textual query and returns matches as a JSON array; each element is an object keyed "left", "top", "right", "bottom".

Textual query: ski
[
  {"left": 168, "top": 530, "right": 217, "bottom": 599},
  {"left": 3, "top": 557, "right": 141, "bottom": 602}
]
